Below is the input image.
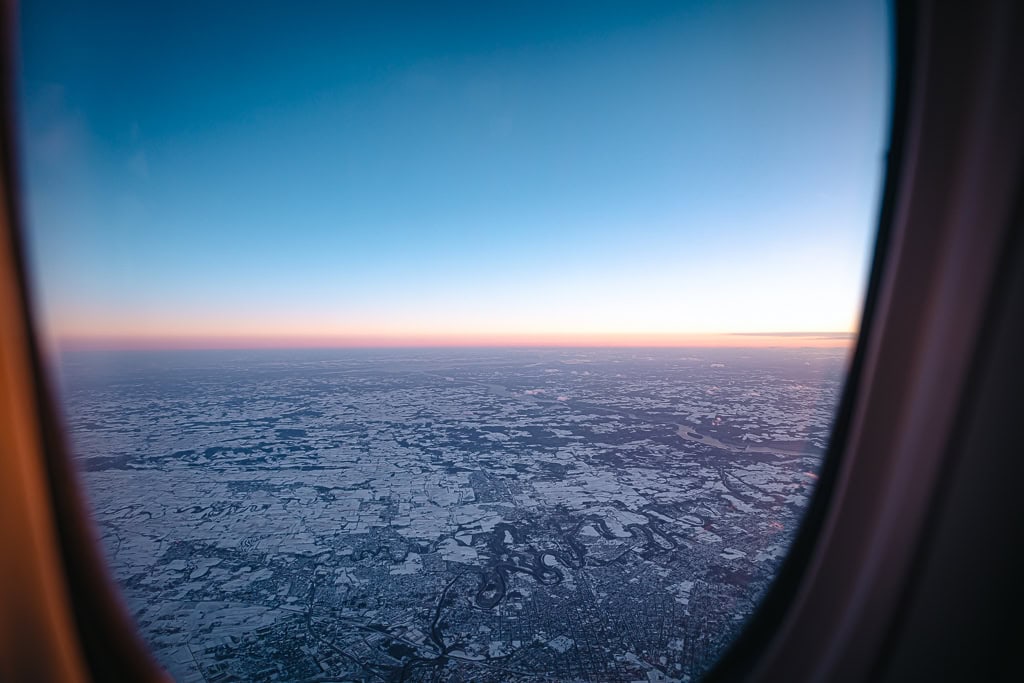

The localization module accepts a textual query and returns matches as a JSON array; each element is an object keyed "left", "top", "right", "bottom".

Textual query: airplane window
[{"left": 15, "top": 1, "right": 889, "bottom": 681}]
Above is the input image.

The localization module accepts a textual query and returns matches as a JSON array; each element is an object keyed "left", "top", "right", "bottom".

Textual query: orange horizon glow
[{"left": 55, "top": 331, "right": 856, "bottom": 352}]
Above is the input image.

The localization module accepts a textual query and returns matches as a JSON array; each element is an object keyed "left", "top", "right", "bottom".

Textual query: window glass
[{"left": 18, "top": 2, "right": 888, "bottom": 680}]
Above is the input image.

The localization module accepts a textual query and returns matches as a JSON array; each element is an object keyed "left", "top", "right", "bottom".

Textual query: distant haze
[{"left": 18, "top": 1, "right": 889, "bottom": 349}]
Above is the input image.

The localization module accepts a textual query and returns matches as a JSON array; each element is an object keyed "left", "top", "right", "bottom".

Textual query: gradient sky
[{"left": 16, "top": 0, "right": 890, "bottom": 348}]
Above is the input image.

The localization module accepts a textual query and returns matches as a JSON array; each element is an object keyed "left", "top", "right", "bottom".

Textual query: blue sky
[{"left": 17, "top": 0, "right": 890, "bottom": 346}]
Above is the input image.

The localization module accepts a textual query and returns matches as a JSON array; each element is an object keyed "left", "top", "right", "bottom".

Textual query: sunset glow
[
  {"left": 57, "top": 331, "right": 855, "bottom": 352},
  {"left": 18, "top": 1, "right": 888, "bottom": 351}
]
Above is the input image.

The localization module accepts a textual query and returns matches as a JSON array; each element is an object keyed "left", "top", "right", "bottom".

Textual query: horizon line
[{"left": 53, "top": 331, "right": 857, "bottom": 352}]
